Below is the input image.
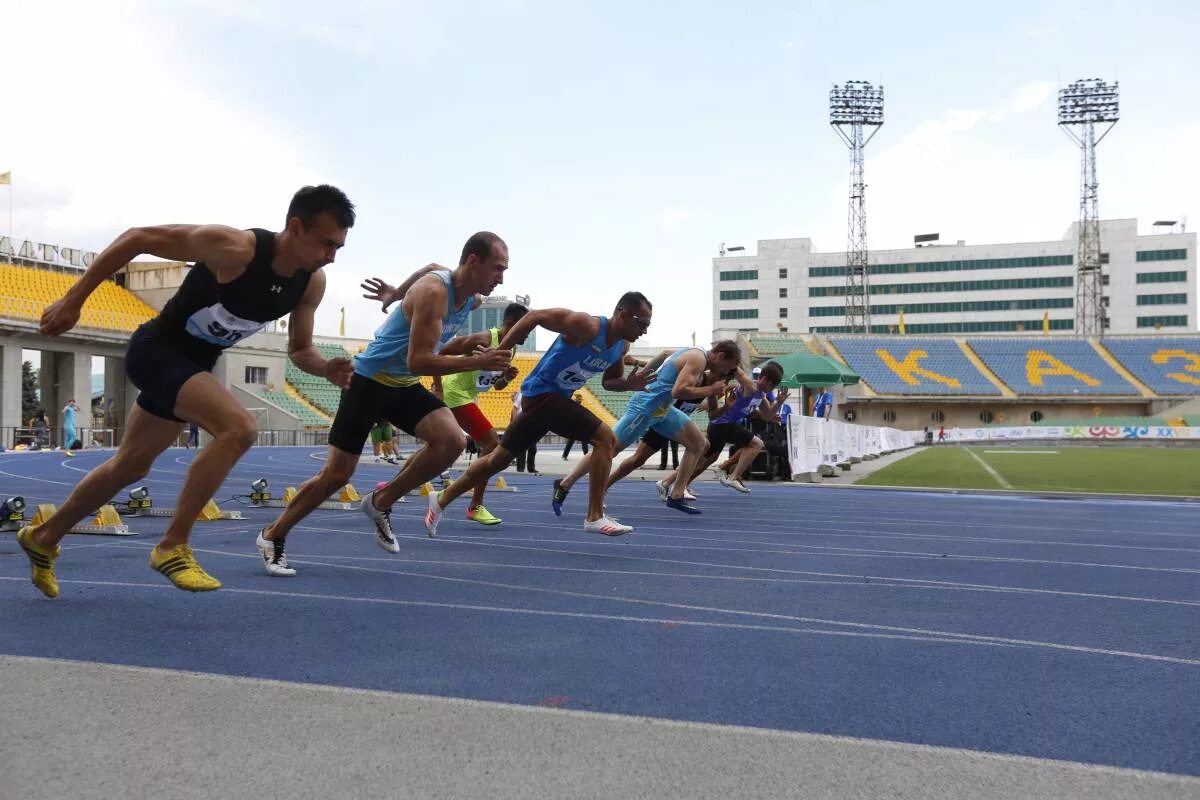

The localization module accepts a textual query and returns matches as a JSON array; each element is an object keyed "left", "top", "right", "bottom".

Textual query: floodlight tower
[
  {"left": 830, "top": 81, "right": 884, "bottom": 334},
  {"left": 1058, "top": 78, "right": 1119, "bottom": 336}
]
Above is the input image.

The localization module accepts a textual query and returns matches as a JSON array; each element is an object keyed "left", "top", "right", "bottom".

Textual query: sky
[{"left": 2, "top": 0, "right": 1198, "bottom": 348}]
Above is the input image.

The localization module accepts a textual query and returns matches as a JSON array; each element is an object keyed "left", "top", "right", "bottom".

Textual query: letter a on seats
[{"left": 1025, "top": 350, "right": 1100, "bottom": 387}]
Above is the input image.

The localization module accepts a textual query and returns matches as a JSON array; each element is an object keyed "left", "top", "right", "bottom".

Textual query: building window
[
  {"left": 779, "top": 288, "right": 788, "bottom": 299},
  {"left": 1135, "top": 249, "right": 1187, "bottom": 262},
  {"left": 979, "top": 410, "right": 994, "bottom": 424},
  {"left": 809, "top": 275, "right": 1074, "bottom": 298},
  {"left": 882, "top": 410, "right": 896, "bottom": 424},
  {"left": 1030, "top": 410, "right": 1044, "bottom": 423},
  {"left": 1136, "top": 293, "right": 1188, "bottom": 306},
  {"left": 719, "top": 289, "right": 758, "bottom": 301},
  {"left": 719, "top": 269, "right": 758, "bottom": 281},
  {"left": 931, "top": 410, "right": 945, "bottom": 424},
  {"left": 245, "top": 366, "right": 268, "bottom": 385},
  {"left": 1137, "top": 315, "right": 1189, "bottom": 328},
  {"left": 1136, "top": 270, "right": 1188, "bottom": 284},
  {"left": 778, "top": 268, "right": 788, "bottom": 279},
  {"left": 778, "top": 308, "right": 788, "bottom": 318},
  {"left": 808, "top": 253, "right": 1073, "bottom": 278},
  {"left": 720, "top": 308, "right": 759, "bottom": 320}
]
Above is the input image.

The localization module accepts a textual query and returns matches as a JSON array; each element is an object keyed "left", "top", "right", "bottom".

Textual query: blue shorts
[{"left": 612, "top": 405, "right": 691, "bottom": 451}]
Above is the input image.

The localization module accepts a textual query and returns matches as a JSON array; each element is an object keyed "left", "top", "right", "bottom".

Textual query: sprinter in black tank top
[{"left": 17, "top": 185, "right": 356, "bottom": 597}]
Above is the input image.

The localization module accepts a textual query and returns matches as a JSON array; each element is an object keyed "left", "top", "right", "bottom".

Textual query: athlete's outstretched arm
[
  {"left": 286, "top": 271, "right": 353, "bottom": 388},
  {"left": 40, "top": 224, "right": 254, "bottom": 336},
  {"left": 601, "top": 344, "right": 654, "bottom": 392},
  {"left": 438, "top": 331, "right": 492, "bottom": 357},
  {"left": 495, "top": 307, "right": 598, "bottom": 351},
  {"left": 360, "top": 263, "right": 448, "bottom": 313}
]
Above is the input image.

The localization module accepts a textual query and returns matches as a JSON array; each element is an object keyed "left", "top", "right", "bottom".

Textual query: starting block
[
  {"left": 197, "top": 499, "right": 245, "bottom": 521},
  {"left": 492, "top": 476, "right": 519, "bottom": 493},
  {"left": 264, "top": 484, "right": 365, "bottom": 511},
  {"left": 31, "top": 503, "right": 136, "bottom": 536}
]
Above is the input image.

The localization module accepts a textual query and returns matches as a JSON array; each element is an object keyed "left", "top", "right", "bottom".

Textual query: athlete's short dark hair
[
  {"left": 461, "top": 232, "right": 506, "bottom": 265},
  {"left": 616, "top": 291, "right": 652, "bottom": 313},
  {"left": 710, "top": 339, "right": 740, "bottom": 362},
  {"left": 503, "top": 303, "right": 528, "bottom": 324},
  {"left": 287, "top": 185, "right": 356, "bottom": 229},
  {"left": 760, "top": 361, "right": 784, "bottom": 385}
]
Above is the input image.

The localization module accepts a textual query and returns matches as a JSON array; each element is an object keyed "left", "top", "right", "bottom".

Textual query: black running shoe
[{"left": 551, "top": 479, "right": 569, "bottom": 516}]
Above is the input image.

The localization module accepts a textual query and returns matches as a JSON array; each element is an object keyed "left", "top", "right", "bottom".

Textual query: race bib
[
  {"left": 554, "top": 361, "right": 599, "bottom": 391},
  {"left": 185, "top": 304, "right": 266, "bottom": 347},
  {"left": 475, "top": 370, "right": 504, "bottom": 391}
]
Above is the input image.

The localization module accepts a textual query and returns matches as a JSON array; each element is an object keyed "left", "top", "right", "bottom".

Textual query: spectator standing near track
[
  {"left": 510, "top": 391, "right": 539, "bottom": 475},
  {"left": 61, "top": 399, "right": 79, "bottom": 450},
  {"left": 18, "top": 185, "right": 357, "bottom": 596},
  {"left": 812, "top": 386, "right": 833, "bottom": 420},
  {"left": 560, "top": 394, "right": 591, "bottom": 459}
]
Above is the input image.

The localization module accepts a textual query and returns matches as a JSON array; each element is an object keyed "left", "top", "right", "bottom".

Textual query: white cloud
[{"left": 0, "top": 0, "right": 318, "bottom": 248}]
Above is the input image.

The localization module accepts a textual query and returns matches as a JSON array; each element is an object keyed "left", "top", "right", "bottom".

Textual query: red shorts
[{"left": 451, "top": 402, "right": 494, "bottom": 441}]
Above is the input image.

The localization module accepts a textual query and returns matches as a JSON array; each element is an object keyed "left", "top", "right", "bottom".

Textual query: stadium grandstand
[{"left": 733, "top": 330, "right": 1200, "bottom": 431}]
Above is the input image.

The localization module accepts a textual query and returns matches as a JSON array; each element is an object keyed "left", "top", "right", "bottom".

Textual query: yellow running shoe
[
  {"left": 149, "top": 544, "right": 221, "bottom": 592},
  {"left": 17, "top": 526, "right": 60, "bottom": 598},
  {"left": 466, "top": 505, "right": 502, "bottom": 526}
]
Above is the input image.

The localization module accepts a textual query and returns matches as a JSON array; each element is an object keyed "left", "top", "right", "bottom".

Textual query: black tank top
[{"left": 150, "top": 228, "right": 312, "bottom": 364}]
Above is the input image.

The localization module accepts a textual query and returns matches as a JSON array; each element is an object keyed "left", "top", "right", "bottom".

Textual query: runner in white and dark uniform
[
  {"left": 424, "top": 293, "right": 655, "bottom": 536},
  {"left": 17, "top": 185, "right": 356, "bottom": 596}
]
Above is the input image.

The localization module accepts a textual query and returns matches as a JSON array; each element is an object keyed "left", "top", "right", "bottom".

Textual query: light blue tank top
[
  {"left": 520, "top": 317, "right": 626, "bottom": 398},
  {"left": 627, "top": 347, "right": 703, "bottom": 416},
  {"left": 354, "top": 271, "right": 477, "bottom": 386}
]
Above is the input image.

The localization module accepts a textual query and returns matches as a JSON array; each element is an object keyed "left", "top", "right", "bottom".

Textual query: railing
[{"left": 0, "top": 427, "right": 117, "bottom": 451}]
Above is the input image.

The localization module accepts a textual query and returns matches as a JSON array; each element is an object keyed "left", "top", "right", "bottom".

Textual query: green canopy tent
[{"left": 754, "top": 352, "right": 860, "bottom": 389}]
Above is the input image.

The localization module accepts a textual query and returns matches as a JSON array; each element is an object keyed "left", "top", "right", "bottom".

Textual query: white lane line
[
  {"left": 145, "top": 546, "right": 1200, "bottom": 667},
  {"left": 0, "top": 576, "right": 994, "bottom": 650},
  {"left": 983, "top": 450, "right": 1059, "bottom": 455},
  {"left": 285, "top": 520, "right": 1200, "bottom": 575},
  {"left": 259, "top": 551, "right": 1200, "bottom": 607},
  {"left": 964, "top": 448, "right": 1013, "bottom": 490}
]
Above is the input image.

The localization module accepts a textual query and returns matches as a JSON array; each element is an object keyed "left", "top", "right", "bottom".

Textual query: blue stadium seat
[
  {"left": 967, "top": 338, "right": 1136, "bottom": 395},
  {"left": 829, "top": 337, "right": 1000, "bottom": 395},
  {"left": 1101, "top": 338, "right": 1200, "bottom": 395}
]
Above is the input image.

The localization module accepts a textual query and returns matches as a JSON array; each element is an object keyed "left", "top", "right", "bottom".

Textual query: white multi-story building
[{"left": 711, "top": 219, "right": 1195, "bottom": 339}]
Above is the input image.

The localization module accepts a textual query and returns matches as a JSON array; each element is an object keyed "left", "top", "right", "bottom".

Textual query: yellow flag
[
  {"left": 339, "top": 306, "right": 345, "bottom": 336},
  {"left": 898, "top": 311, "right": 906, "bottom": 335},
  {"left": 1042, "top": 310, "right": 1050, "bottom": 335},
  {"left": 0, "top": 171, "right": 10, "bottom": 185}
]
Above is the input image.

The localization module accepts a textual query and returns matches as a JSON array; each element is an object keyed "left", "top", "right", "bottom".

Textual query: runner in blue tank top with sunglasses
[{"left": 425, "top": 292, "right": 656, "bottom": 537}]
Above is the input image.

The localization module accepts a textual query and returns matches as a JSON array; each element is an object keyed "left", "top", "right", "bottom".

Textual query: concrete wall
[
  {"left": 841, "top": 400, "right": 1153, "bottom": 431},
  {"left": 123, "top": 261, "right": 188, "bottom": 313}
]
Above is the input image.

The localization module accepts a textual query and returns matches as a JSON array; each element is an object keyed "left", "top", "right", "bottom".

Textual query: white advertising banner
[{"left": 787, "top": 416, "right": 919, "bottom": 479}]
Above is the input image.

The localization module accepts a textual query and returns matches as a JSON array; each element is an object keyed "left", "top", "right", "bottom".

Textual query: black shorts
[
  {"left": 641, "top": 429, "right": 669, "bottom": 451},
  {"left": 500, "top": 392, "right": 602, "bottom": 455},
  {"left": 126, "top": 323, "right": 218, "bottom": 422},
  {"left": 329, "top": 374, "right": 446, "bottom": 455},
  {"left": 705, "top": 422, "right": 755, "bottom": 458}
]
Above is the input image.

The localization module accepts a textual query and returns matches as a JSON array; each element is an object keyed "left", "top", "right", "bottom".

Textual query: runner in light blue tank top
[{"left": 355, "top": 270, "right": 477, "bottom": 386}]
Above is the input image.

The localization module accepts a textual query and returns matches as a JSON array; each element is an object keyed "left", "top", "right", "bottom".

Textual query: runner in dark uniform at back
[{"left": 17, "top": 185, "right": 355, "bottom": 596}]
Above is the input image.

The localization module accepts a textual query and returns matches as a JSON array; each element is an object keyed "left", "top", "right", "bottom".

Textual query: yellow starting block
[
  {"left": 337, "top": 484, "right": 361, "bottom": 502},
  {"left": 30, "top": 503, "right": 136, "bottom": 536},
  {"left": 196, "top": 499, "right": 246, "bottom": 521},
  {"left": 492, "top": 476, "right": 519, "bottom": 493}
]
